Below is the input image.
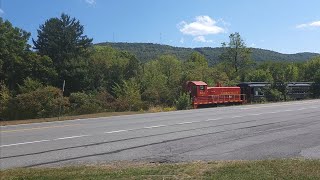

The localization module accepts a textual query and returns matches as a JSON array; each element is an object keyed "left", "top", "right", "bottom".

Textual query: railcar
[
  {"left": 237, "top": 82, "right": 270, "bottom": 102},
  {"left": 186, "top": 81, "right": 246, "bottom": 109},
  {"left": 287, "top": 82, "right": 313, "bottom": 100},
  {"left": 238, "top": 82, "right": 314, "bottom": 102}
]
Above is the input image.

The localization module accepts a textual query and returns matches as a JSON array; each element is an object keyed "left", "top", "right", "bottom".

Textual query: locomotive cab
[{"left": 186, "top": 81, "right": 208, "bottom": 97}]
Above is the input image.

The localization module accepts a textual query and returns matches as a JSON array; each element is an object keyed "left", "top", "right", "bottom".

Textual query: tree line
[{"left": 1, "top": 14, "right": 319, "bottom": 120}]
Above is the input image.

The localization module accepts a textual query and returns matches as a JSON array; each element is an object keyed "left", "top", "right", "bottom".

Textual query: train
[
  {"left": 186, "top": 81, "right": 245, "bottom": 109},
  {"left": 186, "top": 81, "right": 316, "bottom": 108}
]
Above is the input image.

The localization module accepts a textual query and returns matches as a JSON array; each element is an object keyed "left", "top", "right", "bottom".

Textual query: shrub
[
  {"left": 175, "top": 93, "right": 191, "bottom": 110},
  {"left": 8, "top": 86, "right": 69, "bottom": 120},
  {"left": 18, "top": 77, "right": 43, "bottom": 94},
  {"left": 113, "top": 79, "right": 143, "bottom": 111},
  {"left": 93, "top": 90, "right": 118, "bottom": 111},
  {"left": 69, "top": 92, "right": 103, "bottom": 115},
  {"left": 0, "top": 83, "right": 11, "bottom": 120}
]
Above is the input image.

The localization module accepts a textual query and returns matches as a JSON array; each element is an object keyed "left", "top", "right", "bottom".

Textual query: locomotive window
[{"left": 199, "top": 85, "right": 205, "bottom": 90}]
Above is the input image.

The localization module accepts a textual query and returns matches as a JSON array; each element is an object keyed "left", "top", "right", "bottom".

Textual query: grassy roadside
[
  {"left": 0, "top": 106, "right": 176, "bottom": 126},
  {"left": 0, "top": 111, "right": 144, "bottom": 126},
  {"left": 1, "top": 159, "right": 320, "bottom": 180},
  {"left": 1, "top": 99, "right": 317, "bottom": 126}
]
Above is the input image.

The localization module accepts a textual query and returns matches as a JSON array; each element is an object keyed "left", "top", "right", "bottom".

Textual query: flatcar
[{"left": 186, "top": 81, "right": 246, "bottom": 109}]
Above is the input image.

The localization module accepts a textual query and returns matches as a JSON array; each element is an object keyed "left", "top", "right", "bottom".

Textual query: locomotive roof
[
  {"left": 188, "top": 81, "right": 208, "bottom": 86},
  {"left": 287, "top": 82, "right": 313, "bottom": 86},
  {"left": 237, "top": 82, "right": 271, "bottom": 87}
]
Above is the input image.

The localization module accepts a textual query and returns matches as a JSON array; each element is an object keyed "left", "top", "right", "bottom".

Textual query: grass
[
  {"left": 0, "top": 106, "right": 177, "bottom": 126},
  {"left": 1, "top": 99, "right": 317, "bottom": 126},
  {"left": 1, "top": 159, "right": 320, "bottom": 180},
  {"left": 0, "top": 111, "right": 144, "bottom": 126}
]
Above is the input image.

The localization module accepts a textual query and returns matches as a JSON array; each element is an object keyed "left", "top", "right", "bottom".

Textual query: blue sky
[{"left": 1, "top": 0, "right": 320, "bottom": 53}]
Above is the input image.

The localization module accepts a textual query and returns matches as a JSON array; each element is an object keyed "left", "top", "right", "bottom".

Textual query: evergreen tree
[{"left": 33, "top": 13, "right": 93, "bottom": 92}]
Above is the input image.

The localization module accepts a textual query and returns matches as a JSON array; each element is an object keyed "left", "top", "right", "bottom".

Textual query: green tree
[
  {"left": 88, "top": 46, "right": 141, "bottom": 93},
  {"left": 141, "top": 55, "right": 182, "bottom": 106},
  {"left": 245, "top": 69, "right": 273, "bottom": 82},
  {"left": 304, "top": 56, "right": 320, "bottom": 81},
  {"left": 285, "top": 63, "right": 299, "bottom": 82},
  {"left": 141, "top": 60, "right": 171, "bottom": 105},
  {"left": 188, "top": 52, "right": 208, "bottom": 66},
  {"left": 183, "top": 52, "right": 213, "bottom": 85},
  {"left": 0, "top": 18, "right": 30, "bottom": 90},
  {"left": 18, "top": 78, "right": 43, "bottom": 94},
  {"left": 220, "top": 32, "right": 253, "bottom": 79},
  {"left": 113, "top": 78, "right": 142, "bottom": 111},
  {"left": 23, "top": 52, "right": 57, "bottom": 85},
  {"left": 0, "top": 18, "right": 57, "bottom": 90},
  {"left": 33, "top": 13, "right": 93, "bottom": 92}
]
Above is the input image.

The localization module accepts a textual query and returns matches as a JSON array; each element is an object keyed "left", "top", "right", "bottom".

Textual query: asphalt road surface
[{"left": 1, "top": 100, "right": 320, "bottom": 169}]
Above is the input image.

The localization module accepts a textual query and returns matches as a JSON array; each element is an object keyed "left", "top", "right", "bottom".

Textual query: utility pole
[{"left": 58, "top": 80, "right": 65, "bottom": 120}]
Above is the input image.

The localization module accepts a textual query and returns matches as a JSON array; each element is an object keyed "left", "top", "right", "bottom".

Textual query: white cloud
[
  {"left": 193, "top": 36, "right": 213, "bottom": 43},
  {"left": 178, "top": 16, "right": 225, "bottom": 36},
  {"left": 296, "top": 21, "right": 320, "bottom": 29},
  {"left": 0, "top": 8, "right": 4, "bottom": 15},
  {"left": 85, "top": 0, "right": 96, "bottom": 5}
]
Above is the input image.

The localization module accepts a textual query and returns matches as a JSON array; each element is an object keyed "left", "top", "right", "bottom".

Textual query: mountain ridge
[{"left": 95, "top": 42, "right": 320, "bottom": 65}]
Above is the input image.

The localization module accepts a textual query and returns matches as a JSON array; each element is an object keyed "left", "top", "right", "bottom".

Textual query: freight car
[
  {"left": 186, "top": 81, "right": 246, "bottom": 109},
  {"left": 237, "top": 82, "right": 270, "bottom": 102},
  {"left": 287, "top": 82, "right": 313, "bottom": 100},
  {"left": 238, "top": 82, "right": 314, "bottom": 102}
]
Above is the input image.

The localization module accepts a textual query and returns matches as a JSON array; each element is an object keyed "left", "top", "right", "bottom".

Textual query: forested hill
[{"left": 96, "top": 42, "right": 319, "bottom": 65}]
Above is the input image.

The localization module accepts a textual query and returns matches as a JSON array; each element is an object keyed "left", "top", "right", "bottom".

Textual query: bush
[
  {"left": 175, "top": 93, "right": 191, "bottom": 110},
  {"left": 94, "top": 90, "right": 116, "bottom": 111},
  {"left": 0, "top": 83, "right": 11, "bottom": 120},
  {"left": 7, "top": 86, "right": 69, "bottom": 120},
  {"left": 18, "top": 77, "right": 43, "bottom": 94},
  {"left": 69, "top": 92, "right": 103, "bottom": 115}
]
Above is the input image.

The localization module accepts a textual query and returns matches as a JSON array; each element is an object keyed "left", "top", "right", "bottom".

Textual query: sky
[{"left": 1, "top": 0, "right": 320, "bottom": 53}]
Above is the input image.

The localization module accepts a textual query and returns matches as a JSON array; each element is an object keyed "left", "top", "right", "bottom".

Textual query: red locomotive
[{"left": 186, "top": 81, "right": 246, "bottom": 108}]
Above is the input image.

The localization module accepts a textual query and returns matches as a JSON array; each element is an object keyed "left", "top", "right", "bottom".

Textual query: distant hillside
[{"left": 96, "top": 42, "right": 319, "bottom": 65}]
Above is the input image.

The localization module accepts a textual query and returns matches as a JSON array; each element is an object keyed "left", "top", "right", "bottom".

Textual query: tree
[
  {"left": 284, "top": 63, "right": 299, "bottom": 82},
  {"left": 245, "top": 69, "right": 273, "bottom": 82},
  {"left": 188, "top": 52, "right": 208, "bottom": 66},
  {"left": 220, "top": 32, "right": 253, "bottom": 79},
  {"left": 0, "top": 17, "right": 31, "bottom": 90},
  {"left": 33, "top": 13, "right": 93, "bottom": 92},
  {"left": 304, "top": 56, "right": 320, "bottom": 81},
  {"left": 113, "top": 78, "right": 142, "bottom": 111},
  {"left": 88, "top": 46, "right": 141, "bottom": 93},
  {"left": 182, "top": 52, "right": 213, "bottom": 85}
]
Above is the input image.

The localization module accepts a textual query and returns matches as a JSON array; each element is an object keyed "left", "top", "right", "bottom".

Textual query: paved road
[{"left": 1, "top": 100, "right": 320, "bottom": 169}]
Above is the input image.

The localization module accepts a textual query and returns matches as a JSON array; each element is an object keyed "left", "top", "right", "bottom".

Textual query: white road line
[
  {"left": 1, "top": 106, "right": 319, "bottom": 148},
  {"left": 0, "top": 139, "right": 51, "bottom": 148},
  {"left": 0, "top": 135, "right": 91, "bottom": 148},
  {"left": 104, "top": 130, "right": 129, "bottom": 134},
  {"left": 54, "top": 135, "right": 90, "bottom": 140},
  {"left": 144, "top": 125, "right": 166, "bottom": 129}
]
